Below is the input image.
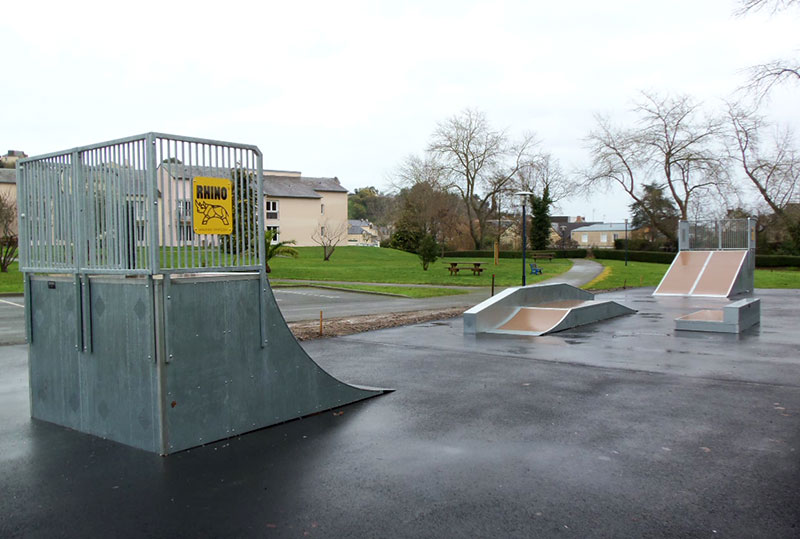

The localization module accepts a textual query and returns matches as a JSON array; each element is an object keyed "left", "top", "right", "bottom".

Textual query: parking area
[{"left": 1, "top": 287, "right": 799, "bottom": 537}]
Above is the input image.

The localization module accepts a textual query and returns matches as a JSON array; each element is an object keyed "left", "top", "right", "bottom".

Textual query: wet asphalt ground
[{"left": 2, "top": 262, "right": 799, "bottom": 537}]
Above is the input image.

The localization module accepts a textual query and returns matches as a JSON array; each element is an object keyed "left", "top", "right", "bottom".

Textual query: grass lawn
[
  {"left": 268, "top": 246, "right": 571, "bottom": 287},
  {"left": 585, "top": 259, "right": 800, "bottom": 290},
  {"left": 0, "top": 262, "right": 23, "bottom": 294},
  {"left": 273, "top": 282, "right": 471, "bottom": 298}
]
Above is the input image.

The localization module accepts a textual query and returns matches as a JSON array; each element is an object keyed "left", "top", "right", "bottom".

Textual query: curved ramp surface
[{"left": 464, "top": 283, "right": 635, "bottom": 336}]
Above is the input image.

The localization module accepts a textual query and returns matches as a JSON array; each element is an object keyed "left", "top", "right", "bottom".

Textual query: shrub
[
  {"left": 417, "top": 234, "right": 439, "bottom": 270},
  {"left": 442, "top": 249, "right": 587, "bottom": 259}
]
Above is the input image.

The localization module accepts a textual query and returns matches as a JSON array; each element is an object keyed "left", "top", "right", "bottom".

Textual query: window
[
  {"left": 177, "top": 199, "right": 192, "bottom": 221},
  {"left": 178, "top": 223, "right": 193, "bottom": 241},
  {"left": 601, "top": 233, "right": 608, "bottom": 243},
  {"left": 581, "top": 233, "right": 588, "bottom": 243},
  {"left": 613, "top": 233, "right": 619, "bottom": 240},
  {"left": 267, "top": 226, "right": 280, "bottom": 244},
  {"left": 321, "top": 203, "right": 325, "bottom": 215},
  {"left": 320, "top": 226, "right": 326, "bottom": 237},
  {"left": 266, "top": 200, "right": 279, "bottom": 220}
]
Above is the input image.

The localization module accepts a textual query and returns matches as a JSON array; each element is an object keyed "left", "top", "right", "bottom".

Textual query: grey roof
[
  {"left": 572, "top": 223, "right": 636, "bottom": 232},
  {"left": 348, "top": 219, "right": 373, "bottom": 235},
  {"left": 0, "top": 169, "right": 16, "bottom": 184},
  {"left": 159, "top": 164, "right": 345, "bottom": 199}
]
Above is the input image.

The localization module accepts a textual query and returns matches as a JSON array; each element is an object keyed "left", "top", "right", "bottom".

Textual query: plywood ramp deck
[
  {"left": 692, "top": 251, "right": 747, "bottom": 297},
  {"left": 498, "top": 307, "right": 569, "bottom": 333},
  {"left": 654, "top": 251, "right": 710, "bottom": 295}
]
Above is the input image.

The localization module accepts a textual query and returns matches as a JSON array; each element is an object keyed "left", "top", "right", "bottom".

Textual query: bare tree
[
  {"left": 513, "top": 152, "right": 571, "bottom": 208},
  {"left": 583, "top": 93, "right": 729, "bottom": 241},
  {"left": 311, "top": 219, "right": 347, "bottom": 261},
  {"left": 428, "top": 108, "right": 539, "bottom": 249},
  {"left": 738, "top": 0, "right": 800, "bottom": 101},
  {"left": 0, "top": 192, "right": 17, "bottom": 272},
  {"left": 728, "top": 104, "right": 800, "bottom": 249}
]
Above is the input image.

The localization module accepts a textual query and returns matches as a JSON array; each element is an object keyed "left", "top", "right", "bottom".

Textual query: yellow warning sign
[{"left": 192, "top": 177, "right": 233, "bottom": 235}]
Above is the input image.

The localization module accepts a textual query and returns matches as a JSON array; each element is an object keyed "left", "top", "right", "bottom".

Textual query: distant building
[
  {"left": 0, "top": 150, "right": 27, "bottom": 169},
  {"left": 347, "top": 219, "right": 380, "bottom": 246},
  {"left": 571, "top": 222, "right": 638, "bottom": 249}
]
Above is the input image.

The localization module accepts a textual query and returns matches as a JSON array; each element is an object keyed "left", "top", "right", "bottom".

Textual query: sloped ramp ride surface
[
  {"left": 653, "top": 250, "right": 749, "bottom": 297},
  {"left": 463, "top": 283, "right": 636, "bottom": 337}
]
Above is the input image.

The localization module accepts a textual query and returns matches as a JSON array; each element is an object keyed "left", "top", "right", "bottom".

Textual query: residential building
[
  {"left": 571, "top": 222, "right": 637, "bottom": 249},
  {"left": 347, "top": 219, "right": 380, "bottom": 246},
  {"left": 157, "top": 165, "right": 348, "bottom": 247}
]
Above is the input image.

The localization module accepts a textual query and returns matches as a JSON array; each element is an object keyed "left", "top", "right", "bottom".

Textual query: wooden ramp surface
[
  {"left": 498, "top": 307, "right": 569, "bottom": 333},
  {"left": 654, "top": 251, "right": 710, "bottom": 295},
  {"left": 692, "top": 251, "right": 747, "bottom": 297}
]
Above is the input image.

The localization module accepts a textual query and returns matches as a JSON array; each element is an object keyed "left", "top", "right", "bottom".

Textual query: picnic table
[{"left": 445, "top": 261, "right": 485, "bottom": 276}]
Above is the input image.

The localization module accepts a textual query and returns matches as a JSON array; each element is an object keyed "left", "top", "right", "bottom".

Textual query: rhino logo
[{"left": 194, "top": 200, "right": 230, "bottom": 226}]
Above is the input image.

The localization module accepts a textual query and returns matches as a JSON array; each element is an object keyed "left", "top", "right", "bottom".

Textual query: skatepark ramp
[
  {"left": 18, "top": 134, "right": 388, "bottom": 455},
  {"left": 464, "top": 283, "right": 635, "bottom": 336},
  {"left": 653, "top": 219, "right": 756, "bottom": 298}
]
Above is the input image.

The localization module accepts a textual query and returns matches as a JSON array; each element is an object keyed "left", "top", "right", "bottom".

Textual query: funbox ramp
[
  {"left": 463, "top": 283, "right": 635, "bottom": 336},
  {"left": 28, "top": 273, "right": 388, "bottom": 455},
  {"left": 653, "top": 250, "right": 752, "bottom": 298}
]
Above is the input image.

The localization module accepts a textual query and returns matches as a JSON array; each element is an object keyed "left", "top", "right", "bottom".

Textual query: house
[
  {"left": 263, "top": 171, "right": 348, "bottom": 247},
  {"left": 0, "top": 166, "right": 19, "bottom": 236},
  {"left": 571, "top": 222, "right": 637, "bottom": 248},
  {"left": 347, "top": 219, "right": 380, "bottom": 246},
  {"left": 157, "top": 165, "right": 348, "bottom": 247},
  {"left": 550, "top": 216, "right": 599, "bottom": 248}
]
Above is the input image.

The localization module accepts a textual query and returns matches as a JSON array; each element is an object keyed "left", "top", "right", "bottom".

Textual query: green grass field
[
  {"left": 267, "top": 246, "right": 571, "bottom": 287},
  {"left": 584, "top": 259, "right": 800, "bottom": 290},
  {"left": 0, "top": 262, "right": 23, "bottom": 294}
]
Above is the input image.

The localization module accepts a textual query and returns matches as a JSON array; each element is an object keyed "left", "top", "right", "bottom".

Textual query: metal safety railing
[
  {"left": 678, "top": 219, "right": 756, "bottom": 252},
  {"left": 17, "top": 133, "right": 264, "bottom": 275}
]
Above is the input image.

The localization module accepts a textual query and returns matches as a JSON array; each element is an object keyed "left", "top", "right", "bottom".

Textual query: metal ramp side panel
[
  {"left": 691, "top": 251, "right": 748, "bottom": 298},
  {"left": 547, "top": 301, "right": 637, "bottom": 335},
  {"left": 729, "top": 251, "right": 755, "bottom": 297},
  {"left": 653, "top": 251, "right": 711, "bottom": 296},
  {"left": 162, "top": 277, "right": 386, "bottom": 454},
  {"left": 28, "top": 277, "right": 162, "bottom": 454},
  {"left": 28, "top": 278, "right": 84, "bottom": 434}
]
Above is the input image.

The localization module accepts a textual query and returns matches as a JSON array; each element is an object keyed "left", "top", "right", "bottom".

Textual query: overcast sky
[{"left": 3, "top": 0, "right": 798, "bottom": 221}]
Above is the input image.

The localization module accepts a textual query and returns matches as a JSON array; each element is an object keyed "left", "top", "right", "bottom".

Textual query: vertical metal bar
[
  {"left": 256, "top": 149, "right": 267, "bottom": 347},
  {"left": 163, "top": 273, "right": 172, "bottom": 363},
  {"left": 24, "top": 273, "right": 32, "bottom": 344},
  {"left": 83, "top": 274, "right": 93, "bottom": 353},
  {"left": 147, "top": 133, "right": 160, "bottom": 274},
  {"left": 73, "top": 151, "right": 85, "bottom": 273},
  {"left": 74, "top": 274, "right": 83, "bottom": 352}
]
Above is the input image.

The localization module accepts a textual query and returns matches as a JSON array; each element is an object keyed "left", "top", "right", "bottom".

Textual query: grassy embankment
[{"left": 584, "top": 259, "right": 800, "bottom": 290}]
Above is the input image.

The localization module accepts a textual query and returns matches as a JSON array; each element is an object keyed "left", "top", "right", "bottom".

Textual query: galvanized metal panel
[
  {"left": 82, "top": 279, "right": 160, "bottom": 452},
  {"left": 162, "top": 275, "right": 384, "bottom": 454},
  {"left": 28, "top": 277, "right": 82, "bottom": 428},
  {"left": 28, "top": 276, "right": 161, "bottom": 453}
]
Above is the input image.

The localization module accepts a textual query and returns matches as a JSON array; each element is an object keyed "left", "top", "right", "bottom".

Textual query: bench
[
  {"left": 532, "top": 252, "right": 555, "bottom": 262},
  {"left": 529, "top": 263, "right": 542, "bottom": 275}
]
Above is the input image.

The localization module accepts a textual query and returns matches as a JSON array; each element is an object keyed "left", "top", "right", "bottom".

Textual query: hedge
[
  {"left": 595, "top": 249, "right": 800, "bottom": 268},
  {"left": 754, "top": 254, "right": 800, "bottom": 268},
  {"left": 443, "top": 249, "right": 587, "bottom": 259},
  {"left": 593, "top": 249, "right": 675, "bottom": 264}
]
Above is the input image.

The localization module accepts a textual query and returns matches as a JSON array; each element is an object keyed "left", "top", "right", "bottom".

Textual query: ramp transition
[
  {"left": 464, "top": 283, "right": 635, "bottom": 337},
  {"left": 653, "top": 250, "right": 751, "bottom": 298}
]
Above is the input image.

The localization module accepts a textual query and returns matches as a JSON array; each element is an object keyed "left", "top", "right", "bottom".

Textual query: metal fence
[
  {"left": 17, "top": 133, "right": 264, "bottom": 275},
  {"left": 678, "top": 219, "right": 756, "bottom": 251}
]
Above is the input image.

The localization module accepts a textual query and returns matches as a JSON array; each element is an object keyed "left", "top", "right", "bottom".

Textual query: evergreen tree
[{"left": 528, "top": 186, "right": 553, "bottom": 250}]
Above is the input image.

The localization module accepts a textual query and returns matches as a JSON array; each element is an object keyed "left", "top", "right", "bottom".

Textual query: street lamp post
[
  {"left": 625, "top": 218, "right": 629, "bottom": 267},
  {"left": 515, "top": 191, "right": 534, "bottom": 286}
]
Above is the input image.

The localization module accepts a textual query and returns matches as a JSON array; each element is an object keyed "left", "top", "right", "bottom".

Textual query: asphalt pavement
[{"left": 1, "top": 287, "right": 798, "bottom": 537}]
